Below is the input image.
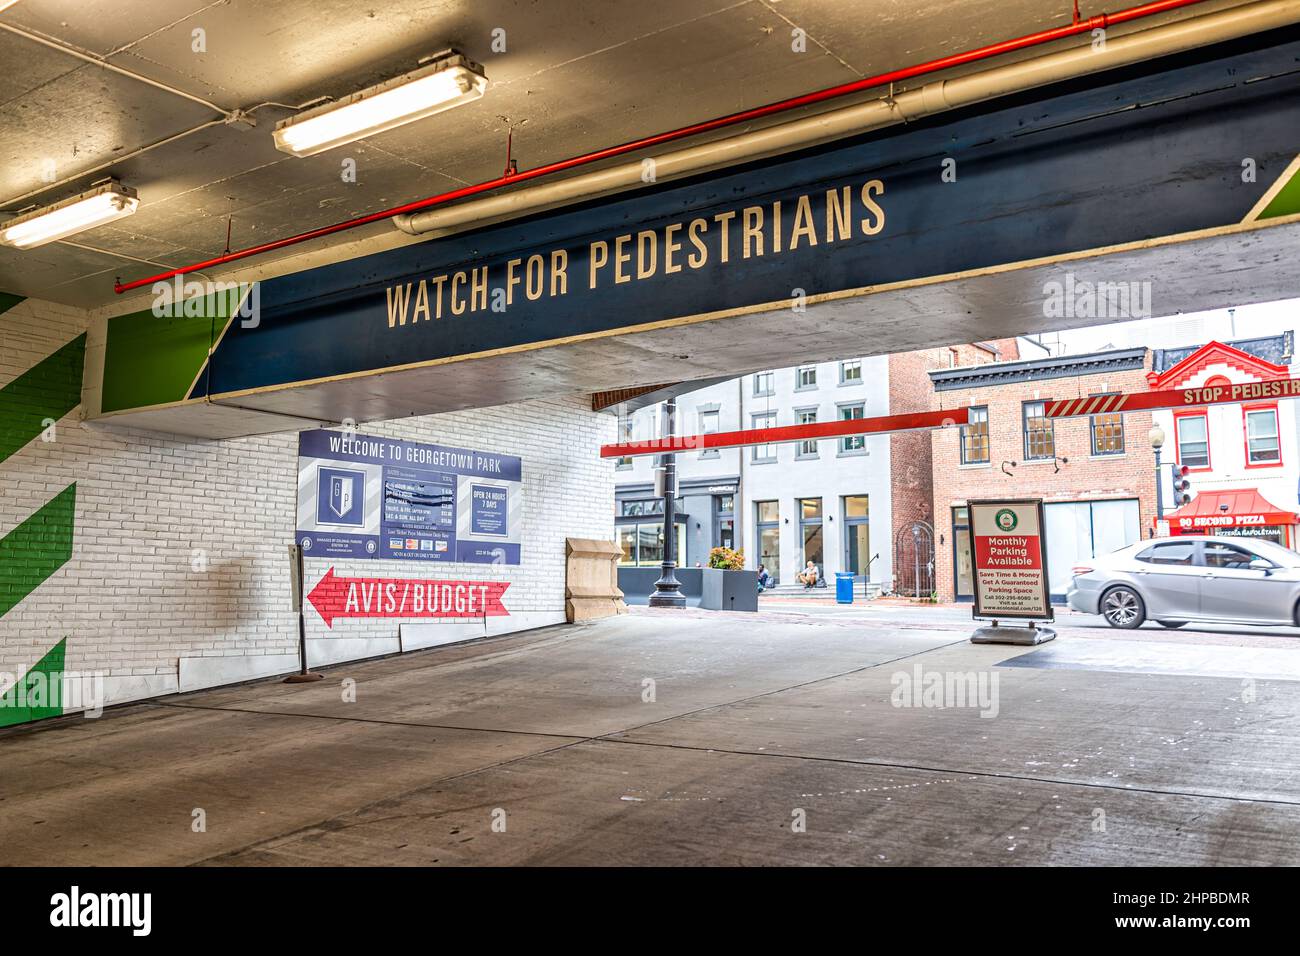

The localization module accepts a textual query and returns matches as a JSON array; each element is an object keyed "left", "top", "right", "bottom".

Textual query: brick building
[
  {"left": 928, "top": 347, "right": 1159, "bottom": 602},
  {"left": 885, "top": 339, "right": 1018, "bottom": 595}
]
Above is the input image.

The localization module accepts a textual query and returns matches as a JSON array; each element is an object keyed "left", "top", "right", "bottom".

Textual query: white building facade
[
  {"left": 614, "top": 356, "right": 894, "bottom": 588},
  {"left": 1147, "top": 336, "right": 1300, "bottom": 545}
]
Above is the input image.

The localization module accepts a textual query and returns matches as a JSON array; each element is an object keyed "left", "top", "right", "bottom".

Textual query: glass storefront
[
  {"left": 756, "top": 500, "right": 780, "bottom": 582},
  {"left": 617, "top": 520, "right": 685, "bottom": 567},
  {"left": 843, "top": 495, "right": 870, "bottom": 579}
]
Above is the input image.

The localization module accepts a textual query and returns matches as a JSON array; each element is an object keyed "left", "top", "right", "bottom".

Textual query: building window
[
  {"left": 1090, "top": 409, "right": 1124, "bottom": 456},
  {"left": 698, "top": 408, "right": 720, "bottom": 460},
  {"left": 756, "top": 500, "right": 780, "bottom": 583},
  {"left": 752, "top": 411, "right": 777, "bottom": 462},
  {"left": 960, "top": 406, "right": 989, "bottom": 464},
  {"left": 839, "top": 403, "right": 865, "bottom": 454},
  {"left": 753, "top": 371, "right": 774, "bottom": 397},
  {"left": 839, "top": 360, "right": 862, "bottom": 385},
  {"left": 615, "top": 417, "right": 633, "bottom": 470},
  {"left": 1022, "top": 401, "right": 1054, "bottom": 461},
  {"left": 799, "top": 498, "right": 824, "bottom": 569},
  {"left": 1246, "top": 406, "right": 1281, "bottom": 465},
  {"left": 1175, "top": 412, "right": 1209, "bottom": 468},
  {"left": 796, "top": 407, "right": 818, "bottom": 458},
  {"left": 796, "top": 366, "right": 817, "bottom": 390}
]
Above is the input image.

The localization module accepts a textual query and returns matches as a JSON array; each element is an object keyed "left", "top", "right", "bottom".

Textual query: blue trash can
[{"left": 835, "top": 572, "right": 855, "bottom": 604}]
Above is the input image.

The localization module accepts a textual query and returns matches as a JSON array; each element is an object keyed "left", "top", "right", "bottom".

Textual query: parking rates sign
[{"left": 295, "top": 429, "right": 523, "bottom": 564}]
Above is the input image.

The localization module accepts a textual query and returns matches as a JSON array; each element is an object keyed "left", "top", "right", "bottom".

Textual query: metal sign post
[
  {"left": 966, "top": 498, "right": 1055, "bottom": 645},
  {"left": 284, "top": 544, "right": 324, "bottom": 683}
]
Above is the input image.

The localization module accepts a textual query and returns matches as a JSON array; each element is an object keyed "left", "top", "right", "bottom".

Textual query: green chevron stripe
[
  {"left": 0, "top": 638, "right": 66, "bottom": 728},
  {"left": 0, "top": 292, "right": 24, "bottom": 317},
  {"left": 0, "top": 484, "right": 76, "bottom": 619},
  {"left": 0, "top": 333, "right": 86, "bottom": 466},
  {"left": 1258, "top": 164, "right": 1300, "bottom": 220}
]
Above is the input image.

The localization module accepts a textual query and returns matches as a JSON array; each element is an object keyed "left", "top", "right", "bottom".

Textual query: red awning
[{"left": 1165, "top": 488, "right": 1300, "bottom": 533}]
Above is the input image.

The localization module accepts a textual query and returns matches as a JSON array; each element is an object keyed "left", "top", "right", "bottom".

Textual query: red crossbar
[{"left": 600, "top": 407, "right": 968, "bottom": 459}]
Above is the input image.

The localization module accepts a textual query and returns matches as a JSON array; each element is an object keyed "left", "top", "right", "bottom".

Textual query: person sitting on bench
[{"left": 797, "top": 561, "right": 819, "bottom": 589}]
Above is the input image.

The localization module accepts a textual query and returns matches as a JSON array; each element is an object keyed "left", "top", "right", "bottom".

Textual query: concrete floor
[{"left": 3, "top": 605, "right": 1299, "bottom": 866}]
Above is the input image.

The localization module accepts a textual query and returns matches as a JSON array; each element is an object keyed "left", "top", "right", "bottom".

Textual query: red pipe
[{"left": 115, "top": 0, "right": 1209, "bottom": 294}]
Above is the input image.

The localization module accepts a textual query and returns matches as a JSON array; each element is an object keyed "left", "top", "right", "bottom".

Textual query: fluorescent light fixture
[
  {"left": 0, "top": 180, "right": 139, "bottom": 249},
  {"left": 273, "top": 50, "right": 488, "bottom": 157}
]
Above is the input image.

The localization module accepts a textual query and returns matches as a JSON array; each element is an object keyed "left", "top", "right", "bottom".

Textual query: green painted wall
[
  {"left": 0, "top": 333, "right": 85, "bottom": 466},
  {"left": 0, "top": 483, "right": 76, "bottom": 620},
  {"left": 0, "top": 292, "right": 24, "bottom": 317},
  {"left": 1, "top": 303, "right": 82, "bottom": 727},
  {"left": 101, "top": 291, "right": 242, "bottom": 413},
  {"left": 0, "top": 639, "right": 66, "bottom": 728}
]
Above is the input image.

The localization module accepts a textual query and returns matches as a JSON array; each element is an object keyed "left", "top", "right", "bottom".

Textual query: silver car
[{"left": 1066, "top": 535, "right": 1300, "bottom": 629}]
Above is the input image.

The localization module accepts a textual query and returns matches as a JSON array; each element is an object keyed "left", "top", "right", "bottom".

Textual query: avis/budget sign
[{"left": 968, "top": 499, "right": 1052, "bottom": 621}]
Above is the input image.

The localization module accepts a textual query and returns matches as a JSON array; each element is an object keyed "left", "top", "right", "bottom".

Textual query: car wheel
[
  {"left": 1157, "top": 621, "right": 1186, "bottom": 629},
  {"left": 1101, "top": 586, "right": 1145, "bottom": 629}
]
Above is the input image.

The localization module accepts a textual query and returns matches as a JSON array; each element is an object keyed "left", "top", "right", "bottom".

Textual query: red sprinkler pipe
[{"left": 114, "top": 0, "right": 1210, "bottom": 294}]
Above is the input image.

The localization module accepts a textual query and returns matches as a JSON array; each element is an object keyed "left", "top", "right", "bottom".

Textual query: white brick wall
[{"left": 1, "top": 295, "right": 615, "bottom": 703}]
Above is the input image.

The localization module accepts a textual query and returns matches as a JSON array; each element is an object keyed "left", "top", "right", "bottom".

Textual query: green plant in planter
[{"left": 708, "top": 546, "right": 745, "bottom": 571}]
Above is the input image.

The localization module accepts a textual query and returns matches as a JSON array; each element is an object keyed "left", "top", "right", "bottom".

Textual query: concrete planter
[{"left": 700, "top": 568, "right": 758, "bottom": 612}]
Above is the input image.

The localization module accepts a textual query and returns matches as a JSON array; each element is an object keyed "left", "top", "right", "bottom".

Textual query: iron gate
[{"left": 894, "top": 520, "right": 935, "bottom": 598}]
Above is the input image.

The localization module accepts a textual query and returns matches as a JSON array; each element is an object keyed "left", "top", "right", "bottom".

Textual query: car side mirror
[{"left": 1249, "top": 558, "right": 1273, "bottom": 574}]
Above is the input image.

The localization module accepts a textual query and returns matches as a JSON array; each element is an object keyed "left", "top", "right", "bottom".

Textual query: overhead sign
[
  {"left": 307, "top": 567, "right": 510, "bottom": 628},
  {"left": 98, "top": 31, "right": 1300, "bottom": 417},
  {"left": 1045, "top": 380, "right": 1300, "bottom": 419},
  {"left": 295, "top": 429, "right": 523, "bottom": 564},
  {"left": 968, "top": 499, "right": 1052, "bottom": 621}
]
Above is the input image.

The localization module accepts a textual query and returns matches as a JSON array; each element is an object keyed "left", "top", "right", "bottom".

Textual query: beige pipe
[{"left": 395, "top": 0, "right": 1300, "bottom": 238}]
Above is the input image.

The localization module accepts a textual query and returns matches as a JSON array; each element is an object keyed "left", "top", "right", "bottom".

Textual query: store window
[
  {"left": 800, "top": 497, "right": 824, "bottom": 569},
  {"left": 1246, "top": 406, "right": 1280, "bottom": 465},
  {"left": 715, "top": 495, "right": 735, "bottom": 550},
  {"left": 1176, "top": 413, "right": 1210, "bottom": 468},
  {"left": 1023, "top": 401, "right": 1054, "bottom": 460},
  {"left": 796, "top": 407, "right": 818, "bottom": 458},
  {"left": 755, "top": 500, "right": 780, "bottom": 582},
  {"left": 960, "top": 406, "right": 989, "bottom": 464},
  {"left": 1044, "top": 499, "right": 1140, "bottom": 597},
  {"left": 616, "top": 520, "right": 686, "bottom": 567},
  {"left": 839, "top": 403, "right": 865, "bottom": 454},
  {"left": 1090, "top": 410, "right": 1124, "bottom": 456},
  {"left": 752, "top": 411, "right": 777, "bottom": 462}
]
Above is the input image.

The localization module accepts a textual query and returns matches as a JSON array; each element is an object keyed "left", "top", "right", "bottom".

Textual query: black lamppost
[
  {"left": 1149, "top": 423, "right": 1166, "bottom": 536},
  {"left": 649, "top": 398, "right": 685, "bottom": 608}
]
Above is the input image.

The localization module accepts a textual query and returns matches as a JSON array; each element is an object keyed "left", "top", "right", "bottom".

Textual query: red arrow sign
[{"left": 307, "top": 567, "right": 510, "bottom": 628}]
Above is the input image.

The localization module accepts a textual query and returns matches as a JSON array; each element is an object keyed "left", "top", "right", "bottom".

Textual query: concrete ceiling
[{"left": 0, "top": 0, "right": 1251, "bottom": 309}]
